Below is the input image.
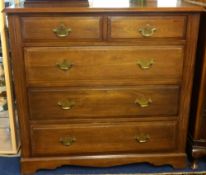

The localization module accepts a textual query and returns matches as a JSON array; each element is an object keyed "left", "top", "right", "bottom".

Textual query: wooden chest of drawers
[{"left": 5, "top": 0, "right": 203, "bottom": 174}]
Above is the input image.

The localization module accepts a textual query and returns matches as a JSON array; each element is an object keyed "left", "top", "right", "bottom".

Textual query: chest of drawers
[{"left": 5, "top": 0, "right": 203, "bottom": 174}]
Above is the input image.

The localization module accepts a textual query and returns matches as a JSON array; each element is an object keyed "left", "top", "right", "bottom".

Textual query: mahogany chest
[{"left": 5, "top": 0, "right": 203, "bottom": 174}]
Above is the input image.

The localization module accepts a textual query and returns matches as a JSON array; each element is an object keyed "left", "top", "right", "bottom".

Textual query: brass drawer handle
[
  {"left": 56, "top": 59, "right": 73, "bottom": 71},
  {"left": 136, "top": 134, "right": 150, "bottom": 143},
  {"left": 57, "top": 99, "right": 75, "bottom": 110},
  {"left": 53, "top": 24, "right": 72, "bottom": 38},
  {"left": 137, "top": 59, "right": 154, "bottom": 70},
  {"left": 135, "top": 98, "right": 152, "bottom": 108},
  {"left": 138, "top": 24, "right": 157, "bottom": 37},
  {"left": 59, "top": 136, "right": 76, "bottom": 147}
]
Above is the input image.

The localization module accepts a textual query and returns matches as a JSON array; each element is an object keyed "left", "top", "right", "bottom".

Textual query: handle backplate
[
  {"left": 137, "top": 59, "right": 154, "bottom": 70},
  {"left": 139, "top": 24, "right": 157, "bottom": 37},
  {"left": 57, "top": 99, "right": 75, "bottom": 110},
  {"left": 56, "top": 59, "right": 73, "bottom": 71},
  {"left": 136, "top": 134, "right": 150, "bottom": 143},
  {"left": 53, "top": 24, "right": 72, "bottom": 38},
  {"left": 135, "top": 98, "right": 152, "bottom": 108},
  {"left": 59, "top": 136, "right": 76, "bottom": 146}
]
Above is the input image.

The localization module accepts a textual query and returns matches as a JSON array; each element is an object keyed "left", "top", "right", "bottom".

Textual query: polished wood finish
[
  {"left": 21, "top": 153, "right": 186, "bottom": 174},
  {"left": 28, "top": 86, "right": 179, "bottom": 120},
  {"left": 5, "top": 0, "right": 203, "bottom": 174},
  {"left": 21, "top": 16, "right": 103, "bottom": 41},
  {"left": 25, "top": 46, "right": 184, "bottom": 86},
  {"left": 4, "top": 0, "right": 203, "bottom": 13},
  {"left": 30, "top": 121, "right": 177, "bottom": 156},
  {"left": 108, "top": 16, "right": 186, "bottom": 39},
  {"left": 187, "top": 1, "right": 206, "bottom": 169}
]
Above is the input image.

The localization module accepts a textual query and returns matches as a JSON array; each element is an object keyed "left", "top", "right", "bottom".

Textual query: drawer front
[
  {"left": 109, "top": 16, "right": 186, "bottom": 39},
  {"left": 21, "top": 16, "right": 102, "bottom": 41},
  {"left": 25, "top": 46, "right": 184, "bottom": 86},
  {"left": 30, "top": 121, "right": 177, "bottom": 156},
  {"left": 28, "top": 86, "right": 179, "bottom": 120}
]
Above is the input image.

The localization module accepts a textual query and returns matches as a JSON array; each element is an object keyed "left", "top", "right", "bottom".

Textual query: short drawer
[
  {"left": 108, "top": 16, "right": 186, "bottom": 39},
  {"left": 30, "top": 121, "right": 177, "bottom": 156},
  {"left": 21, "top": 16, "right": 102, "bottom": 41},
  {"left": 25, "top": 46, "right": 184, "bottom": 86},
  {"left": 28, "top": 86, "right": 179, "bottom": 120}
]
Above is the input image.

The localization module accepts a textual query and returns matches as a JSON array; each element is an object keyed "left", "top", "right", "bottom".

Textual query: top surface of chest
[{"left": 4, "top": 0, "right": 204, "bottom": 13}]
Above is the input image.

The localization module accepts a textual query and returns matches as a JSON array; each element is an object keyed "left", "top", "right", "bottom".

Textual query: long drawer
[
  {"left": 28, "top": 86, "right": 179, "bottom": 120},
  {"left": 108, "top": 16, "right": 186, "bottom": 39},
  {"left": 21, "top": 16, "right": 102, "bottom": 41},
  {"left": 25, "top": 46, "right": 184, "bottom": 86},
  {"left": 30, "top": 121, "right": 177, "bottom": 156}
]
